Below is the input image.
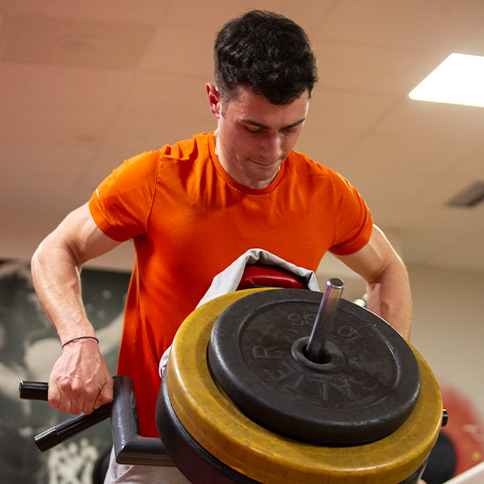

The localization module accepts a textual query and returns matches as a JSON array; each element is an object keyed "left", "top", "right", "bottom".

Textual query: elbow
[
  {"left": 31, "top": 231, "right": 83, "bottom": 277},
  {"left": 31, "top": 238, "right": 48, "bottom": 277},
  {"left": 370, "top": 250, "right": 408, "bottom": 286}
]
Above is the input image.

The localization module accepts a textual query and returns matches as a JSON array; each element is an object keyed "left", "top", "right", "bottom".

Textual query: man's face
[{"left": 209, "top": 85, "right": 309, "bottom": 189}]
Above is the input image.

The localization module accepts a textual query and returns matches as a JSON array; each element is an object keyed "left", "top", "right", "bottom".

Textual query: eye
[{"left": 245, "top": 126, "right": 263, "bottom": 134}]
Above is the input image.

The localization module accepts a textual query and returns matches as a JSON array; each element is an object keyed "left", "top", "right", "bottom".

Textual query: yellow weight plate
[{"left": 166, "top": 288, "right": 442, "bottom": 484}]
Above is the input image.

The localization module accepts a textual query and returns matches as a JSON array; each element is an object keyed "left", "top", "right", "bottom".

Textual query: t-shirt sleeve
[
  {"left": 329, "top": 173, "right": 373, "bottom": 256},
  {"left": 88, "top": 150, "right": 161, "bottom": 242}
]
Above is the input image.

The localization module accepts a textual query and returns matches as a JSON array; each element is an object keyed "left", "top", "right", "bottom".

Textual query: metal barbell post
[{"left": 305, "top": 278, "right": 345, "bottom": 363}]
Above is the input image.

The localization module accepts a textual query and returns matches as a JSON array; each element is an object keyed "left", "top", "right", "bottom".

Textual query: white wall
[{"left": 408, "top": 263, "right": 484, "bottom": 419}]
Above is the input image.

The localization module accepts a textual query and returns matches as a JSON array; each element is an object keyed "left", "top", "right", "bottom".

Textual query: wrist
[{"left": 62, "top": 335, "right": 99, "bottom": 349}]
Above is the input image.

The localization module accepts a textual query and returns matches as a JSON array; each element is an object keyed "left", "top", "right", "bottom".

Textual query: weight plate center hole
[
  {"left": 291, "top": 337, "right": 346, "bottom": 372},
  {"left": 302, "top": 342, "right": 332, "bottom": 364}
]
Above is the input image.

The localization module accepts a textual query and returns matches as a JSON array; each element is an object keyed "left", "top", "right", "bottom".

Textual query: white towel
[{"left": 159, "top": 249, "right": 320, "bottom": 374}]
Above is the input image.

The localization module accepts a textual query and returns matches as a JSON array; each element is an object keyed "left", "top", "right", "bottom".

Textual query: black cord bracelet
[{"left": 62, "top": 336, "right": 100, "bottom": 349}]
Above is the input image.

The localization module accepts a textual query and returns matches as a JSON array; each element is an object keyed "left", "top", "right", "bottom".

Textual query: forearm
[
  {"left": 365, "top": 256, "right": 412, "bottom": 340},
  {"left": 30, "top": 204, "right": 119, "bottom": 414},
  {"left": 31, "top": 234, "right": 94, "bottom": 343},
  {"left": 335, "top": 225, "right": 413, "bottom": 340},
  {"left": 31, "top": 203, "right": 119, "bottom": 341}
]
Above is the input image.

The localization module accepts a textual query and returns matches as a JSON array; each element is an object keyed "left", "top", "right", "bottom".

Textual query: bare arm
[
  {"left": 335, "top": 225, "right": 412, "bottom": 340},
  {"left": 31, "top": 202, "right": 121, "bottom": 414}
]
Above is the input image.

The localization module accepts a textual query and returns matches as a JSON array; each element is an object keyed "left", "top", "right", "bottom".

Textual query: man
[{"left": 31, "top": 10, "right": 412, "bottom": 483}]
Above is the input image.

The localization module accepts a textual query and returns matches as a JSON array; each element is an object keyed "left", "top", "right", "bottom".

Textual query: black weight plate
[{"left": 208, "top": 289, "right": 421, "bottom": 446}]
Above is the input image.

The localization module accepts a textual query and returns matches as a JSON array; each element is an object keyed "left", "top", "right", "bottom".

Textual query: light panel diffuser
[{"left": 409, "top": 53, "right": 484, "bottom": 108}]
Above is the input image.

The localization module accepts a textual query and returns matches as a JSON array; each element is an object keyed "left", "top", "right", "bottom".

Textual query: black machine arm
[{"left": 19, "top": 376, "right": 173, "bottom": 466}]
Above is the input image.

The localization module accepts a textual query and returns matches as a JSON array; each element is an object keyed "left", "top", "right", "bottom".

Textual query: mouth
[{"left": 249, "top": 158, "right": 280, "bottom": 168}]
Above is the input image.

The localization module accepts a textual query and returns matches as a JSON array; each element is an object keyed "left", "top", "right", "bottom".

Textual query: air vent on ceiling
[{"left": 447, "top": 181, "right": 484, "bottom": 208}]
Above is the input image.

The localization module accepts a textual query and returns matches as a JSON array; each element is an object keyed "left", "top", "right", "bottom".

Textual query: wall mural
[{"left": 0, "top": 259, "right": 130, "bottom": 484}]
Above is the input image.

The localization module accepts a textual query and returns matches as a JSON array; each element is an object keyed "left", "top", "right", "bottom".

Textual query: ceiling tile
[
  {"left": 309, "top": 88, "right": 398, "bottom": 132},
  {"left": 7, "top": 0, "right": 173, "bottom": 24},
  {"left": 0, "top": 1, "right": 15, "bottom": 12},
  {"left": 372, "top": 98, "right": 484, "bottom": 145},
  {"left": 338, "top": 132, "right": 478, "bottom": 176},
  {"left": 447, "top": 143, "right": 484, "bottom": 181},
  {"left": 0, "top": 64, "right": 131, "bottom": 111},
  {"left": 2, "top": 13, "right": 157, "bottom": 69},
  {"left": 103, "top": 109, "right": 212, "bottom": 153},
  {"left": 296, "top": 127, "right": 362, "bottom": 169},
  {"left": 77, "top": 143, "right": 149, "bottom": 193},
  {"left": 318, "top": 0, "right": 484, "bottom": 50},
  {"left": 0, "top": 103, "right": 112, "bottom": 144},
  {"left": 1, "top": 139, "right": 97, "bottom": 184},
  {"left": 1, "top": 140, "right": 98, "bottom": 224},
  {"left": 460, "top": 17, "right": 484, "bottom": 55},
  {"left": 160, "top": 0, "right": 336, "bottom": 33},
  {"left": 137, "top": 23, "right": 214, "bottom": 77},
  {"left": 313, "top": 40, "right": 447, "bottom": 96},
  {"left": 0, "top": 11, "right": 5, "bottom": 36},
  {"left": 120, "top": 72, "right": 211, "bottom": 116}
]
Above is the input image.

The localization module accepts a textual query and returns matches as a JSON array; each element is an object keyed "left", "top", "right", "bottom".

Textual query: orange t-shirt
[{"left": 89, "top": 131, "right": 373, "bottom": 437}]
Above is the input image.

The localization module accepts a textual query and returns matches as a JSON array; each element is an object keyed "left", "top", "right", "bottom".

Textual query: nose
[{"left": 259, "top": 133, "right": 283, "bottom": 161}]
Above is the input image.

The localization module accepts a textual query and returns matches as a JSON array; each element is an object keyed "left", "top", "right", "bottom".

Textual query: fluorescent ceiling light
[{"left": 409, "top": 53, "right": 484, "bottom": 107}]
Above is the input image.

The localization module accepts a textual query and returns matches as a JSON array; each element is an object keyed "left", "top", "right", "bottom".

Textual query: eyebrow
[{"left": 239, "top": 117, "right": 306, "bottom": 130}]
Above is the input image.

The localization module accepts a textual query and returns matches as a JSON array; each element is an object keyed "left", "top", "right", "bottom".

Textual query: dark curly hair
[{"left": 214, "top": 10, "right": 318, "bottom": 105}]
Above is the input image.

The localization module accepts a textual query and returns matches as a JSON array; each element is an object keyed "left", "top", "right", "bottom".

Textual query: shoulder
[
  {"left": 286, "top": 150, "right": 355, "bottom": 191},
  {"left": 160, "top": 132, "right": 211, "bottom": 162},
  {"left": 284, "top": 151, "right": 370, "bottom": 220},
  {"left": 109, "top": 132, "right": 212, "bottom": 182}
]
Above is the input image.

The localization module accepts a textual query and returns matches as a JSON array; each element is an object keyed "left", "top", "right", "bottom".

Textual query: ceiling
[{"left": 1, "top": 0, "right": 484, "bottom": 279}]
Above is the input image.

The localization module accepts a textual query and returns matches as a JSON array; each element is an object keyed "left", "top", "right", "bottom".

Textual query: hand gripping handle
[
  {"left": 19, "top": 377, "right": 172, "bottom": 465},
  {"left": 19, "top": 380, "right": 111, "bottom": 451}
]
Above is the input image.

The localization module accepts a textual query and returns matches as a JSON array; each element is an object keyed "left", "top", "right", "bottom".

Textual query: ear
[{"left": 206, "top": 83, "right": 222, "bottom": 119}]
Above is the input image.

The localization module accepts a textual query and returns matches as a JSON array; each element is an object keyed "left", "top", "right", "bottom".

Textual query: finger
[
  {"left": 47, "top": 379, "right": 61, "bottom": 410},
  {"left": 82, "top": 401, "right": 96, "bottom": 415},
  {"left": 69, "top": 382, "right": 93, "bottom": 415},
  {"left": 93, "top": 386, "right": 108, "bottom": 410},
  {"left": 55, "top": 379, "right": 84, "bottom": 415},
  {"left": 79, "top": 389, "right": 101, "bottom": 415},
  {"left": 93, "top": 381, "right": 114, "bottom": 409},
  {"left": 68, "top": 398, "right": 84, "bottom": 415},
  {"left": 83, "top": 380, "right": 112, "bottom": 413},
  {"left": 92, "top": 391, "right": 104, "bottom": 411},
  {"left": 100, "top": 379, "right": 114, "bottom": 404},
  {"left": 57, "top": 395, "right": 74, "bottom": 414}
]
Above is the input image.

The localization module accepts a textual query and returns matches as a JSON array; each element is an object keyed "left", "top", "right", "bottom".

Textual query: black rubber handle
[
  {"left": 19, "top": 377, "right": 171, "bottom": 464},
  {"left": 19, "top": 380, "right": 49, "bottom": 401},
  {"left": 19, "top": 379, "right": 112, "bottom": 452},
  {"left": 35, "top": 405, "right": 112, "bottom": 451}
]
